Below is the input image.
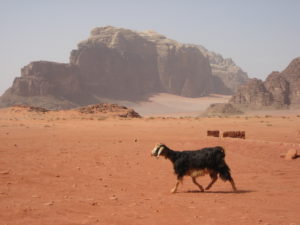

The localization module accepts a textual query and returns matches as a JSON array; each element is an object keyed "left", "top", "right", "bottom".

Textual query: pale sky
[{"left": 1, "top": 0, "right": 299, "bottom": 95}]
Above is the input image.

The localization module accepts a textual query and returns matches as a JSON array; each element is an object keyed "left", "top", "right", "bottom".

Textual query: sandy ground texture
[
  {"left": 97, "top": 93, "right": 231, "bottom": 117},
  {"left": 0, "top": 108, "right": 300, "bottom": 225}
]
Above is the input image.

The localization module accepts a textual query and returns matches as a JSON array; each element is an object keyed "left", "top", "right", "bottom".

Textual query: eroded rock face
[
  {"left": 72, "top": 27, "right": 229, "bottom": 98},
  {"left": 230, "top": 57, "right": 300, "bottom": 108},
  {"left": 264, "top": 72, "right": 290, "bottom": 107},
  {"left": 17, "top": 61, "right": 83, "bottom": 98},
  {"left": 140, "top": 30, "right": 225, "bottom": 96},
  {"left": 230, "top": 78, "right": 272, "bottom": 107},
  {"left": 1, "top": 61, "right": 92, "bottom": 107},
  {"left": 70, "top": 27, "right": 161, "bottom": 99},
  {"left": 282, "top": 57, "right": 300, "bottom": 105},
  {"left": 1, "top": 26, "right": 243, "bottom": 109},
  {"left": 197, "top": 45, "right": 249, "bottom": 92}
]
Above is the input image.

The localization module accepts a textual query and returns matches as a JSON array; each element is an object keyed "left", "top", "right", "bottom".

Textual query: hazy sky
[{"left": 1, "top": 0, "right": 299, "bottom": 95}]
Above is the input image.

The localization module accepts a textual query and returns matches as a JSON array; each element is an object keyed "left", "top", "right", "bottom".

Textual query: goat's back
[{"left": 176, "top": 146, "right": 226, "bottom": 168}]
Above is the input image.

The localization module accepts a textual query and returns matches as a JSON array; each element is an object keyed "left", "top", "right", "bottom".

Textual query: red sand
[{"left": 0, "top": 111, "right": 300, "bottom": 225}]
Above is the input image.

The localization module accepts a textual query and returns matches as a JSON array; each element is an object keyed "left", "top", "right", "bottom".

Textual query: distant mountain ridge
[
  {"left": 230, "top": 57, "right": 300, "bottom": 108},
  {"left": 0, "top": 26, "right": 248, "bottom": 109},
  {"left": 196, "top": 45, "right": 249, "bottom": 92}
]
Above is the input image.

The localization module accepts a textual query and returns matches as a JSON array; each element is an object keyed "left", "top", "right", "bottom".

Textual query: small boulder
[{"left": 284, "top": 149, "right": 298, "bottom": 160}]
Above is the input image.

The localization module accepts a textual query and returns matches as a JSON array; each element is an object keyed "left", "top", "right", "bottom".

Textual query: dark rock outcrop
[
  {"left": 76, "top": 103, "right": 141, "bottom": 118},
  {"left": 10, "top": 105, "right": 49, "bottom": 113},
  {"left": 203, "top": 103, "right": 243, "bottom": 116},
  {"left": 1, "top": 26, "right": 243, "bottom": 109},
  {"left": 230, "top": 57, "right": 300, "bottom": 108}
]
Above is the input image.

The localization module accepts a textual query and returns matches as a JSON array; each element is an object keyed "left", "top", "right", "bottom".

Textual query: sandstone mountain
[
  {"left": 197, "top": 45, "right": 249, "bottom": 92},
  {"left": 230, "top": 57, "right": 300, "bottom": 108},
  {"left": 0, "top": 26, "right": 248, "bottom": 109}
]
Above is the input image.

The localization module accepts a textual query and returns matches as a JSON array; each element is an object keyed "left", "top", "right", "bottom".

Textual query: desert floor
[
  {"left": 1, "top": 108, "right": 300, "bottom": 225},
  {"left": 99, "top": 93, "right": 231, "bottom": 117}
]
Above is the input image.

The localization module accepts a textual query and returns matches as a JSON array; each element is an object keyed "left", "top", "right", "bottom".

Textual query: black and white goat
[{"left": 151, "top": 143, "right": 237, "bottom": 193}]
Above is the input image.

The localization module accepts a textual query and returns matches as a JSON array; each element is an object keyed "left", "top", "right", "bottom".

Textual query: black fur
[{"left": 152, "top": 144, "right": 237, "bottom": 192}]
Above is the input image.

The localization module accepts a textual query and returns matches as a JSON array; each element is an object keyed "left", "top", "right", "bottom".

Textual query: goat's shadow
[{"left": 182, "top": 189, "right": 254, "bottom": 194}]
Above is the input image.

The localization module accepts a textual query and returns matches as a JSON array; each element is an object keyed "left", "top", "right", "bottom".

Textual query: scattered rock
[
  {"left": 12, "top": 105, "right": 49, "bottom": 113},
  {"left": 284, "top": 149, "right": 298, "bottom": 160},
  {"left": 44, "top": 201, "right": 54, "bottom": 206},
  {"left": 91, "top": 201, "right": 98, "bottom": 206},
  {"left": 109, "top": 195, "right": 118, "bottom": 201},
  {"left": 31, "top": 195, "right": 40, "bottom": 198},
  {"left": 0, "top": 170, "right": 10, "bottom": 175},
  {"left": 222, "top": 131, "right": 246, "bottom": 139},
  {"left": 207, "top": 130, "right": 220, "bottom": 137}
]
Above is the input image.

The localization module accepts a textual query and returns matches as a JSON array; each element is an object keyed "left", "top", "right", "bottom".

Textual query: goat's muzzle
[{"left": 151, "top": 144, "right": 164, "bottom": 158}]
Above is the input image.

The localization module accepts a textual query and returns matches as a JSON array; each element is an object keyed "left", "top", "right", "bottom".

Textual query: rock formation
[
  {"left": 202, "top": 103, "right": 243, "bottom": 116},
  {"left": 0, "top": 26, "right": 248, "bottom": 109},
  {"left": 197, "top": 45, "right": 249, "bottom": 92},
  {"left": 4, "top": 103, "right": 141, "bottom": 118},
  {"left": 76, "top": 103, "right": 141, "bottom": 118},
  {"left": 230, "top": 57, "right": 300, "bottom": 108}
]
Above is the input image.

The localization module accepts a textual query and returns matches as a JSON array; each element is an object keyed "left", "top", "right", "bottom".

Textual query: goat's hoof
[
  {"left": 170, "top": 189, "right": 177, "bottom": 194},
  {"left": 199, "top": 186, "right": 204, "bottom": 192}
]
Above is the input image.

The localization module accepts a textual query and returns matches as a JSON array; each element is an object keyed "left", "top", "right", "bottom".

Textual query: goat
[{"left": 151, "top": 143, "right": 237, "bottom": 193}]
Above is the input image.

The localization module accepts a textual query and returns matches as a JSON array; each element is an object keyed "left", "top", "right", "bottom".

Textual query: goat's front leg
[
  {"left": 205, "top": 172, "right": 218, "bottom": 190},
  {"left": 170, "top": 178, "right": 182, "bottom": 193},
  {"left": 192, "top": 177, "right": 204, "bottom": 192}
]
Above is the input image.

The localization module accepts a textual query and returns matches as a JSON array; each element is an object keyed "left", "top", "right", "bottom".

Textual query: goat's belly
[{"left": 187, "top": 169, "right": 211, "bottom": 177}]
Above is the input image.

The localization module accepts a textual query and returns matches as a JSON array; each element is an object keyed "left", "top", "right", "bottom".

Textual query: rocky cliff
[
  {"left": 197, "top": 45, "right": 249, "bottom": 92},
  {"left": 0, "top": 26, "right": 247, "bottom": 109},
  {"left": 230, "top": 57, "right": 300, "bottom": 108}
]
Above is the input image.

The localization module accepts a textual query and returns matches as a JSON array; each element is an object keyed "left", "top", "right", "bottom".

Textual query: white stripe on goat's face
[{"left": 151, "top": 144, "right": 165, "bottom": 158}]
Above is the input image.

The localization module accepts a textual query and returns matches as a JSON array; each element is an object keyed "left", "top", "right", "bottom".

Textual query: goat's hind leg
[
  {"left": 192, "top": 177, "right": 204, "bottom": 192},
  {"left": 205, "top": 172, "right": 218, "bottom": 190},
  {"left": 229, "top": 177, "right": 237, "bottom": 192}
]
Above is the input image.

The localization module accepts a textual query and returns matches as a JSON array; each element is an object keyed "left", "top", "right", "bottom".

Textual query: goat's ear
[{"left": 157, "top": 146, "right": 164, "bottom": 158}]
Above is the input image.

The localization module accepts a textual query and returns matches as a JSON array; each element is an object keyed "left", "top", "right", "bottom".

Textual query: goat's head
[{"left": 151, "top": 143, "right": 167, "bottom": 158}]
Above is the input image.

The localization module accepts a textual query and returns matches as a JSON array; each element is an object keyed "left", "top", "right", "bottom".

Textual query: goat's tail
[{"left": 218, "top": 163, "right": 233, "bottom": 182}]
